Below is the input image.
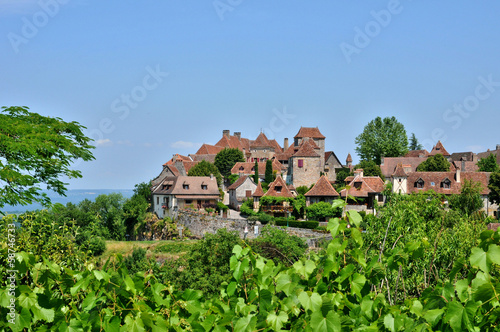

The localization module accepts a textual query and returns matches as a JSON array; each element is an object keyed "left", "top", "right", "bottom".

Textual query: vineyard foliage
[{"left": 2, "top": 199, "right": 500, "bottom": 331}]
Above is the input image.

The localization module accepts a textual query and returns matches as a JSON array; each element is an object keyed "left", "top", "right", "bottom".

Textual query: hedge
[{"left": 274, "top": 219, "right": 319, "bottom": 229}]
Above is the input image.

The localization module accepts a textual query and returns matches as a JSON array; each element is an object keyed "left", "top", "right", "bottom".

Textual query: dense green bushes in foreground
[{"left": 2, "top": 203, "right": 500, "bottom": 330}]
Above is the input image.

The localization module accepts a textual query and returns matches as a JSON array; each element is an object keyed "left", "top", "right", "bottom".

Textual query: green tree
[
  {"left": 253, "top": 160, "right": 259, "bottom": 183},
  {"left": 334, "top": 168, "right": 353, "bottom": 190},
  {"left": 354, "top": 160, "right": 385, "bottom": 180},
  {"left": 295, "top": 185, "right": 310, "bottom": 196},
  {"left": 355, "top": 116, "right": 409, "bottom": 164},
  {"left": 265, "top": 159, "right": 274, "bottom": 183},
  {"left": 477, "top": 153, "right": 499, "bottom": 172},
  {"left": 488, "top": 169, "right": 500, "bottom": 208},
  {"left": 449, "top": 179, "right": 484, "bottom": 216},
  {"left": 132, "top": 181, "right": 152, "bottom": 205},
  {"left": 0, "top": 106, "right": 94, "bottom": 210},
  {"left": 188, "top": 160, "right": 222, "bottom": 187},
  {"left": 416, "top": 154, "right": 450, "bottom": 172},
  {"left": 409, "top": 133, "right": 423, "bottom": 150},
  {"left": 214, "top": 148, "right": 245, "bottom": 178}
]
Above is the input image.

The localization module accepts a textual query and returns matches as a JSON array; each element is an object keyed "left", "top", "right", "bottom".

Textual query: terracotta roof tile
[
  {"left": 152, "top": 176, "right": 219, "bottom": 196},
  {"left": 340, "top": 175, "right": 385, "bottom": 198},
  {"left": 407, "top": 171, "right": 490, "bottom": 195},
  {"left": 195, "top": 144, "right": 224, "bottom": 155},
  {"left": 264, "top": 175, "right": 294, "bottom": 198},
  {"left": 380, "top": 157, "right": 426, "bottom": 178},
  {"left": 305, "top": 175, "right": 339, "bottom": 197},
  {"left": 346, "top": 153, "right": 352, "bottom": 162},
  {"left": 190, "top": 154, "right": 216, "bottom": 163},
  {"left": 405, "top": 150, "right": 429, "bottom": 158},
  {"left": 231, "top": 160, "right": 284, "bottom": 176},
  {"left": 429, "top": 141, "right": 450, "bottom": 156},
  {"left": 294, "top": 127, "right": 325, "bottom": 139},
  {"left": 450, "top": 152, "right": 476, "bottom": 162},
  {"left": 228, "top": 175, "right": 254, "bottom": 190},
  {"left": 292, "top": 140, "right": 320, "bottom": 157},
  {"left": 250, "top": 132, "right": 272, "bottom": 148},
  {"left": 252, "top": 181, "right": 264, "bottom": 197},
  {"left": 392, "top": 163, "right": 408, "bottom": 177}
]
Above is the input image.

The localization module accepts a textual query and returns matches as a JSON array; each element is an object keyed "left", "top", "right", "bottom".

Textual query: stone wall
[{"left": 176, "top": 210, "right": 331, "bottom": 246}]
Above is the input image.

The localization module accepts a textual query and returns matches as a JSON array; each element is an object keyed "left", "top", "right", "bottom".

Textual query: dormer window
[
  {"left": 414, "top": 178, "right": 424, "bottom": 188},
  {"left": 441, "top": 178, "right": 451, "bottom": 189},
  {"left": 354, "top": 182, "right": 362, "bottom": 189},
  {"left": 239, "top": 166, "right": 244, "bottom": 171},
  {"left": 183, "top": 184, "right": 189, "bottom": 190},
  {"left": 275, "top": 186, "right": 282, "bottom": 193},
  {"left": 201, "top": 184, "right": 208, "bottom": 190}
]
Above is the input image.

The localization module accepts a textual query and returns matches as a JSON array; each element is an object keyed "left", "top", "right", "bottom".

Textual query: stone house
[
  {"left": 340, "top": 169, "right": 385, "bottom": 214},
  {"left": 253, "top": 174, "right": 295, "bottom": 217},
  {"left": 390, "top": 163, "right": 498, "bottom": 217},
  {"left": 231, "top": 159, "right": 286, "bottom": 181},
  {"left": 304, "top": 175, "right": 340, "bottom": 207},
  {"left": 227, "top": 175, "right": 257, "bottom": 210},
  {"left": 151, "top": 175, "right": 219, "bottom": 219}
]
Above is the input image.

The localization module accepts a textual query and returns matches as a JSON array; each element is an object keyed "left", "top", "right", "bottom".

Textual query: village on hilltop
[{"left": 151, "top": 127, "right": 500, "bottom": 220}]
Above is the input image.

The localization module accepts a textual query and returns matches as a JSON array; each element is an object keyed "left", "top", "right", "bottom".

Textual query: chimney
[
  {"left": 235, "top": 132, "right": 241, "bottom": 140},
  {"left": 461, "top": 156, "right": 466, "bottom": 173},
  {"left": 456, "top": 167, "right": 461, "bottom": 183},
  {"left": 284, "top": 138, "right": 289, "bottom": 151},
  {"left": 497, "top": 144, "right": 500, "bottom": 150},
  {"left": 354, "top": 169, "right": 363, "bottom": 178},
  {"left": 380, "top": 155, "right": 385, "bottom": 166},
  {"left": 210, "top": 173, "right": 214, "bottom": 180},
  {"left": 223, "top": 130, "right": 230, "bottom": 138},
  {"left": 172, "top": 154, "right": 177, "bottom": 162}
]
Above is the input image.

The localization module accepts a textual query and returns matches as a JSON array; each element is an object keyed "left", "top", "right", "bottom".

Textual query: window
[
  {"left": 246, "top": 190, "right": 252, "bottom": 197},
  {"left": 414, "top": 178, "right": 424, "bottom": 188},
  {"left": 239, "top": 166, "right": 244, "bottom": 171},
  {"left": 201, "top": 185, "right": 208, "bottom": 190},
  {"left": 275, "top": 186, "right": 282, "bottom": 193},
  {"left": 441, "top": 178, "right": 451, "bottom": 189},
  {"left": 185, "top": 200, "right": 192, "bottom": 204},
  {"left": 183, "top": 184, "right": 189, "bottom": 190},
  {"left": 298, "top": 159, "right": 303, "bottom": 168}
]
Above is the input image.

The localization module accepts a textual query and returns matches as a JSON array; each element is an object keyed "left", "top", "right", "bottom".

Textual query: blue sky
[{"left": 1, "top": 1, "right": 499, "bottom": 189}]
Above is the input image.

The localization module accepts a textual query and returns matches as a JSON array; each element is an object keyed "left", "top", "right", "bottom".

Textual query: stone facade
[
  {"left": 289, "top": 156, "right": 322, "bottom": 188},
  {"left": 228, "top": 176, "right": 257, "bottom": 210}
]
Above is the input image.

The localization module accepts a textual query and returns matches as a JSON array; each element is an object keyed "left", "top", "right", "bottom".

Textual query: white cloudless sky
[{"left": 1, "top": 0, "right": 499, "bottom": 189}]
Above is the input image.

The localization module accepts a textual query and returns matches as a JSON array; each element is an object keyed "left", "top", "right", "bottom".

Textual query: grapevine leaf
[
  {"left": 267, "top": 311, "right": 288, "bottom": 331},
  {"left": 310, "top": 311, "right": 341, "bottom": 332}
]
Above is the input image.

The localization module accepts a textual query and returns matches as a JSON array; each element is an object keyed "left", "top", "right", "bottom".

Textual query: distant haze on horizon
[{"left": 1, "top": 1, "right": 499, "bottom": 189}]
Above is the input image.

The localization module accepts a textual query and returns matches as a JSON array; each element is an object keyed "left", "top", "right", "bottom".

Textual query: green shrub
[
  {"left": 123, "top": 247, "right": 150, "bottom": 274},
  {"left": 87, "top": 237, "right": 106, "bottom": 256},
  {"left": 217, "top": 201, "right": 228, "bottom": 212},
  {"left": 251, "top": 225, "right": 307, "bottom": 266},
  {"left": 306, "top": 202, "right": 341, "bottom": 221},
  {"left": 240, "top": 198, "right": 257, "bottom": 216},
  {"left": 258, "top": 213, "right": 273, "bottom": 224},
  {"left": 275, "top": 219, "right": 319, "bottom": 229}
]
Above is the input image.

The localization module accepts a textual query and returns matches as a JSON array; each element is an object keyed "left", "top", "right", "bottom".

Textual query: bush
[
  {"left": 123, "top": 248, "right": 150, "bottom": 274},
  {"left": 216, "top": 201, "right": 228, "bottom": 212},
  {"left": 275, "top": 219, "right": 319, "bottom": 229},
  {"left": 251, "top": 225, "right": 307, "bottom": 266},
  {"left": 258, "top": 213, "right": 273, "bottom": 224},
  {"left": 306, "top": 202, "right": 341, "bottom": 221},
  {"left": 87, "top": 237, "right": 106, "bottom": 256},
  {"left": 240, "top": 198, "right": 257, "bottom": 216}
]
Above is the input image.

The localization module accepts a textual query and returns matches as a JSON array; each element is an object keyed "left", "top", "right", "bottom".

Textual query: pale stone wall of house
[
  {"left": 290, "top": 156, "right": 321, "bottom": 188},
  {"left": 229, "top": 179, "right": 257, "bottom": 209},
  {"left": 250, "top": 148, "right": 275, "bottom": 161},
  {"left": 392, "top": 177, "right": 408, "bottom": 194}
]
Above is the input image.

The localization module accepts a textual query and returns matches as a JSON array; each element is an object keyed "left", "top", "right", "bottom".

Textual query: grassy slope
[{"left": 102, "top": 240, "right": 198, "bottom": 263}]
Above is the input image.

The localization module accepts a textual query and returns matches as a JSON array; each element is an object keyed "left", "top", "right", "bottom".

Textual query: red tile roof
[
  {"left": 250, "top": 132, "right": 273, "bottom": 149},
  {"left": 231, "top": 160, "right": 285, "bottom": 176},
  {"left": 183, "top": 161, "right": 199, "bottom": 174},
  {"left": 264, "top": 175, "right": 294, "bottom": 198},
  {"left": 294, "top": 127, "right": 325, "bottom": 139},
  {"left": 305, "top": 175, "right": 339, "bottom": 197},
  {"left": 405, "top": 150, "right": 429, "bottom": 158},
  {"left": 269, "top": 139, "right": 283, "bottom": 152},
  {"left": 380, "top": 157, "right": 426, "bottom": 179},
  {"left": 227, "top": 175, "right": 255, "bottom": 190},
  {"left": 407, "top": 171, "right": 490, "bottom": 195},
  {"left": 340, "top": 175, "right": 385, "bottom": 198},
  {"left": 392, "top": 163, "right": 408, "bottom": 177},
  {"left": 152, "top": 176, "right": 220, "bottom": 197},
  {"left": 346, "top": 153, "right": 352, "bottom": 162},
  {"left": 429, "top": 141, "right": 450, "bottom": 156},
  {"left": 252, "top": 181, "right": 265, "bottom": 197},
  {"left": 163, "top": 154, "right": 192, "bottom": 166},
  {"left": 292, "top": 140, "right": 320, "bottom": 157},
  {"left": 195, "top": 144, "right": 224, "bottom": 155}
]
